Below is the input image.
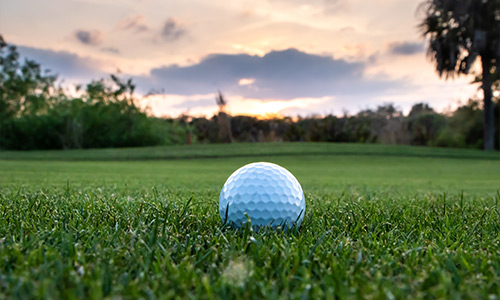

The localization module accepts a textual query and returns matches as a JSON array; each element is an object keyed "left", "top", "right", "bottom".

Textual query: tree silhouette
[
  {"left": 214, "top": 91, "right": 232, "bottom": 143},
  {"left": 419, "top": 0, "right": 500, "bottom": 150},
  {"left": 215, "top": 90, "right": 227, "bottom": 112}
]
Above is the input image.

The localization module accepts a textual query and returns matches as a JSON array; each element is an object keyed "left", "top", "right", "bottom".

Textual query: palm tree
[
  {"left": 214, "top": 91, "right": 233, "bottom": 143},
  {"left": 419, "top": 0, "right": 500, "bottom": 150}
]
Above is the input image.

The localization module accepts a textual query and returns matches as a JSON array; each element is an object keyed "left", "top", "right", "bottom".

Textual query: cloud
[
  {"left": 117, "top": 14, "right": 149, "bottom": 32},
  {"left": 173, "top": 98, "right": 215, "bottom": 109},
  {"left": 135, "top": 48, "right": 404, "bottom": 100},
  {"left": 388, "top": 41, "right": 424, "bottom": 55},
  {"left": 16, "top": 45, "right": 105, "bottom": 80},
  {"left": 322, "top": 0, "right": 350, "bottom": 15},
  {"left": 339, "top": 26, "right": 355, "bottom": 33},
  {"left": 239, "top": 78, "right": 255, "bottom": 86},
  {"left": 161, "top": 18, "right": 186, "bottom": 41},
  {"left": 75, "top": 30, "right": 104, "bottom": 46},
  {"left": 101, "top": 47, "right": 120, "bottom": 54},
  {"left": 12, "top": 45, "right": 415, "bottom": 116}
]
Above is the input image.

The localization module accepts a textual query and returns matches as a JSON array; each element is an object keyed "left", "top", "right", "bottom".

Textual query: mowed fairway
[{"left": 0, "top": 143, "right": 499, "bottom": 299}]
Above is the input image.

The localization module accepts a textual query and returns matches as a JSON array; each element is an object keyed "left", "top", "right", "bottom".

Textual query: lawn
[{"left": 0, "top": 143, "right": 499, "bottom": 299}]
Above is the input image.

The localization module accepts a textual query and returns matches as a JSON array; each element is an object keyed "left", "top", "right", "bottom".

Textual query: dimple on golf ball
[{"left": 219, "top": 162, "right": 305, "bottom": 228}]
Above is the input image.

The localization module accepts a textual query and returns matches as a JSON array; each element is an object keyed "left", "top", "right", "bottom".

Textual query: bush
[{"left": 407, "top": 113, "right": 447, "bottom": 146}]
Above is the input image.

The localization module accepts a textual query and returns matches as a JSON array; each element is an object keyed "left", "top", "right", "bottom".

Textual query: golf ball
[{"left": 219, "top": 162, "right": 305, "bottom": 228}]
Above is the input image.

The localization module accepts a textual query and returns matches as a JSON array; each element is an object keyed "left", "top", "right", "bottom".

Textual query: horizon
[{"left": 0, "top": 0, "right": 483, "bottom": 117}]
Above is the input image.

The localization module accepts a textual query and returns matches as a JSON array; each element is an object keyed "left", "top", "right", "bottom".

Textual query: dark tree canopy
[
  {"left": 419, "top": 0, "right": 500, "bottom": 78},
  {"left": 419, "top": 0, "right": 500, "bottom": 150}
]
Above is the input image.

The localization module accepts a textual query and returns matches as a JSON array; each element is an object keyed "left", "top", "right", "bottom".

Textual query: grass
[
  {"left": 0, "top": 143, "right": 499, "bottom": 299},
  {"left": 1, "top": 142, "right": 499, "bottom": 161}
]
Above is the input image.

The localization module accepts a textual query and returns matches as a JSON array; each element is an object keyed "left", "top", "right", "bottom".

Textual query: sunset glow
[
  {"left": 0, "top": 0, "right": 480, "bottom": 117},
  {"left": 238, "top": 78, "right": 256, "bottom": 86}
]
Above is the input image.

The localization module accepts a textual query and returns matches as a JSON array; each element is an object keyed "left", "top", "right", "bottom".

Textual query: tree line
[
  {"left": 190, "top": 100, "right": 499, "bottom": 149},
  {"left": 1, "top": 35, "right": 498, "bottom": 150},
  {"left": 0, "top": 36, "right": 186, "bottom": 150}
]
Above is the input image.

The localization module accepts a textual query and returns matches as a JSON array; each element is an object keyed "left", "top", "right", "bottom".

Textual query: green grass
[
  {"left": 0, "top": 143, "right": 499, "bottom": 299},
  {"left": 1, "top": 142, "right": 499, "bottom": 161}
]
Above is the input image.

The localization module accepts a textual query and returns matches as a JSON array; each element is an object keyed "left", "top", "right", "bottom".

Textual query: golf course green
[{"left": 0, "top": 143, "right": 499, "bottom": 299}]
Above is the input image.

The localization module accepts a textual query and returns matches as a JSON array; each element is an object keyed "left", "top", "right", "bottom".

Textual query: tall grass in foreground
[{"left": 1, "top": 186, "right": 499, "bottom": 299}]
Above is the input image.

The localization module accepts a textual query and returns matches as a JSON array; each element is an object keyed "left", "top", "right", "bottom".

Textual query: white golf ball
[{"left": 219, "top": 162, "right": 305, "bottom": 228}]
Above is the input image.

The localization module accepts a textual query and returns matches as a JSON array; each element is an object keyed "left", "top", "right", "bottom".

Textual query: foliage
[
  {"left": 436, "top": 100, "right": 483, "bottom": 148},
  {"left": 419, "top": 0, "right": 499, "bottom": 78},
  {"left": 187, "top": 101, "right": 499, "bottom": 150},
  {"left": 0, "top": 79, "right": 178, "bottom": 150},
  {"left": 0, "top": 37, "right": 186, "bottom": 150},
  {"left": 418, "top": 0, "right": 500, "bottom": 150},
  {"left": 407, "top": 103, "right": 446, "bottom": 146},
  {"left": 0, "top": 35, "right": 58, "bottom": 120}
]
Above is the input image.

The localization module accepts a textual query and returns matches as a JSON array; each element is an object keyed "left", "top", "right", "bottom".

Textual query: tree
[
  {"left": 0, "top": 34, "right": 58, "bottom": 119},
  {"left": 0, "top": 34, "right": 59, "bottom": 149},
  {"left": 419, "top": 0, "right": 500, "bottom": 150},
  {"left": 214, "top": 91, "right": 233, "bottom": 143},
  {"left": 408, "top": 102, "right": 434, "bottom": 118},
  {"left": 407, "top": 103, "right": 446, "bottom": 146}
]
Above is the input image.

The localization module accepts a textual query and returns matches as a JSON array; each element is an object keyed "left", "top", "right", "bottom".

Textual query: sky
[{"left": 0, "top": 0, "right": 481, "bottom": 117}]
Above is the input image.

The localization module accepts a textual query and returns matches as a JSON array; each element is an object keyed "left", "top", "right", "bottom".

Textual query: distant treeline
[
  {"left": 188, "top": 100, "right": 499, "bottom": 150},
  {"left": 1, "top": 36, "right": 499, "bottom": 150}
]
